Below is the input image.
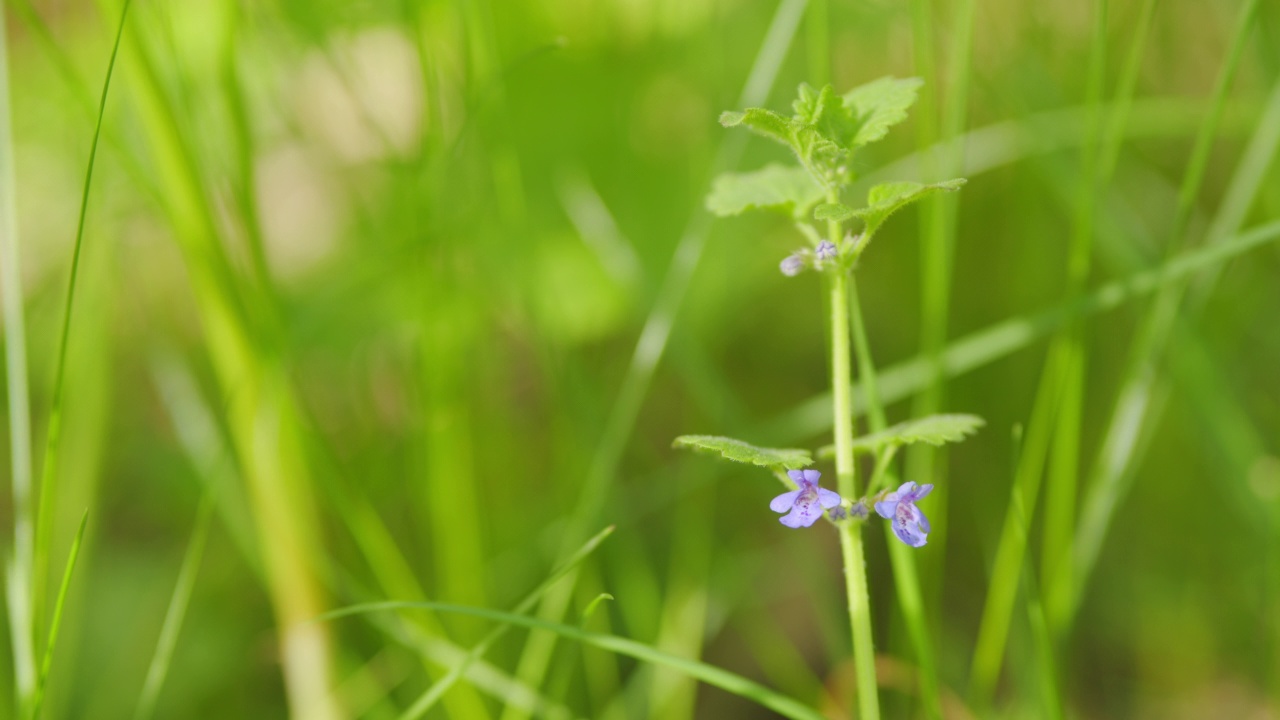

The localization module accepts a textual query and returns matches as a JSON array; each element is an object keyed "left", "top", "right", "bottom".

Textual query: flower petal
[
  {"left": 896, "top": 481, "right": 918, "bottom": 496},
  {"left": 779, "top": 511, "right": 805, "bottom": 528},
  {"left": 787, "top": 469, "right": 805, "bottom": 485},
  {"left": 801, "top": 469, "right": 821, "bottom": 485},
  {"left": 817, "top": 487, "right": 842, "bottom": 509},
  {"left": 874, "top": 500, "right": 898, "bottom": 519},
  {"left": 782, "top": 495, "right": 823, "bottom": 528},
  {"left": 770, "top": 490, "right": 801, "bottom": 513},
  {"left": 918, "top": 507, "right": 931, "bottom": 534},
  {"left": 892, "top": 519, "right": 928, "bottom": 547},
  {"left": 912, "top": 483, "right": 934, "bottom": 500}
]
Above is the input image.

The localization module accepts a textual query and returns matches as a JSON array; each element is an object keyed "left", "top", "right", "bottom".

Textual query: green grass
[{"left": 1, "top": 0, "right": 1278, "bottom": 718}]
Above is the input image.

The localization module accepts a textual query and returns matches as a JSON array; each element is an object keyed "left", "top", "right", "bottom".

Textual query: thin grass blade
[
  {"left": 31, "top": 0, "right": 132, "bottom": 653},
  {"left": 323, "top": 602, "right": 827, "bottom": 720},
  {"left": 134, "top": 496, "right": 213, "bottom": 720},
  {"left": 0, "top": 5, "right": 38, "bottom": 713},
  {"left": 30, "top": 512, "right": 88, "bottom": 720},
  {"left": 396, "top": 526, "right": 615, "bottom": 720},
  {"left": 504, "top": 0, "right": 809, "bottom": 709}
]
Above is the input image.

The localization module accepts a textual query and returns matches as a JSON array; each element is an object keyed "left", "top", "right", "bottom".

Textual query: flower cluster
[
  {"left": 769, "top": 472, "right": 933, "bottom": 547},
  {"left": 779, "top": 240, "right": 839, "bottom": 277}
]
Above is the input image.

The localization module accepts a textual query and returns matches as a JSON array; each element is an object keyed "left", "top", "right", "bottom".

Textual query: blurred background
[{"left": 2, "top": 0, "right": 1279, "bottom": 718}]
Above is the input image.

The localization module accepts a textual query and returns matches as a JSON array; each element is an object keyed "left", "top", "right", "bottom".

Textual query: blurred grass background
[{"left": 2, "top": 0, "right": 1279, "bottom": 718}]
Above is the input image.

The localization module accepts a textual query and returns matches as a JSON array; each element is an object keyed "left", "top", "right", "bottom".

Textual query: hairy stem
[{"left": 829, "top": 228, "right": 879, "bottom": 717}]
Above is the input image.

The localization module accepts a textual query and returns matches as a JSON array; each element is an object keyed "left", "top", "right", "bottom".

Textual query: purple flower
[
  {"left": 771, "top": 469, "right": 841, "bottom": 528},
  {"left": 875, "top": 481, "right": 934, "bottom": 547},
  {"left": 815, "top": 240, "right": 837, "bottom": 261},
  {"left": 779, "top": 253, "right": 805, "bottom": 277}
]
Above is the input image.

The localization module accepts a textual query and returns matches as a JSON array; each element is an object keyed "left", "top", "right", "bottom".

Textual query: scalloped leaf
[
  {"left": 853, "top": 414, "right": 985, "bottom": 451},
  {"left": 673, "top": 435, "right": 813, "bottom": 470},
  {"left": 817, "top": 413, "right": 985, "bottom": 458},
  {"left": 706, "top": 164, "right": 825, "bottom": 217},
  {"left": 719, "top": 108, "right": 794, "bottom": 148},
  {"left": 814, "top": 202, "right": 855, "bottom": 222},
  {"left": 843, "top": 76, "right": 924, "bottom": 148},
  {"left": 854, "top": 178, "right": 966, "bottom": 236}
]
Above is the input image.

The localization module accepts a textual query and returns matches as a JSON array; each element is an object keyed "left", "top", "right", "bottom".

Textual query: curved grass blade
[
  {"left": 395, "top": 526, "right": 615, "bottom": 720},
  {"left": 134, "top": 495, "right": 213, "bottom": 720},
  {"left": 321, "top": 602, "right": 826, "bottom": 720},
  {"left": 31, "top": 0, "right": 132, "bottom": 653},
  {"left": 0, "top": 6, "right": 39, "bottom": 712},
  {"left": 759, "top": 218, "right": 1280, "bottom": 443},
  {"left": 30, "top": 512, "right": 88, "bottom": 720},
  {"left": 1073, "top": 0, "right": 1269, "bottom": 617},
  {"left": 504, "top": 0, "right": 810, "bottom": 711}
]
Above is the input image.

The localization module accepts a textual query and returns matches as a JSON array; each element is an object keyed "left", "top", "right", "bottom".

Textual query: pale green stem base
[{"left": 830, "top": 262, "right": 879, "bottom": 719}]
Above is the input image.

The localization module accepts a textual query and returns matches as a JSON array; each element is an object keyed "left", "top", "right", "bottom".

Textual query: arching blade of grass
[
  {"left": 31, "top": 0, "right": 132, "bottom": 660},
  {"left": 105, "top": 0, "right": 341, "bottom": 714},
  {"left": 322, "top": 602, "right": 827, "bottom": 720},
  {"left": 906, "top": 0, "right": 975, "bottom": 613},
  {"left": 504, "top": 0, "right": 808, "bottom": 708},
  {"left": 133, "top": 496, "right": 213, "bottom": 720},
  {"left": 396, "top": 526, "right": 615, "bottom": 720},
  {"left": 29, "top": 512, "right": 88, "bottom": 720},
  {"left": 0, "top": 6, "right": 38, "bottom": 714},
  {"left": 1072, "top": 0, "right": 1264, "bottom": 617},
  {"left": 968, "top": 340, "right": 1064, "bottom": 708},
  {"left": 760, "top": 218, "right": 1280, "bottom": 443},
  {"left": 155, "top": 348, "right": 526, "bottom": 719},
  {"left": 1038, "top": 0, "right": 1110, "bottom": 647}
]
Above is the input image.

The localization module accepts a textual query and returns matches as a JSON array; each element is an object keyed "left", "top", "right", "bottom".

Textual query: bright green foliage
[
  {"left": 842, "top": 76, "right": 925, "bottom": 148},
  {"left": 719, "top": 108, "right": 794, "bottom": 147},
  {"left": 852, "top": 414, "right": 985, "bottom": 452},
  {"left": 673, "top": 435, "right": 813, "bottom": 470},
  {"left": 706, "top": 164, "right": 824, "bottom": 218},
  {"left": 710, "top": 77, "right": 961, "bottom": 245},
  {"left": 854, "top": 179, "right": 966, "bottom": 236},
  {"left": 813, "top": 202, "right": 855, "bottom": 222}
]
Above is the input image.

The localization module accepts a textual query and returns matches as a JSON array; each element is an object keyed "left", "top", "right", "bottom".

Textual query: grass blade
[
  {"left": 0, "top": 5, "right": 38, "bottom": 713},
  {"left": 503, "top": 0, "right": 808, "bottom": 709},
  {"left": 761, "top": 218, "right": 1280, "bottom": 442},
  {"left": 396, "top": 526, "right": 615, "bottom": 720},
  {"left": 849, "top": 278, "right": 941, "bottom": 719},
  {"left": 1072, "top": 0, "right": 1265, "bottom": 615},
  {"left": 134, "top": 496, "right": 213, "bottom": 720},
  {"left": 30, "top": 512, "right": 89, "bottom": 720},
  {"left": 31, "top": 0, "right": 132, "bottom": 657},
  {"left": 322, "top": 602, "right": 827, "bottom": 720}
]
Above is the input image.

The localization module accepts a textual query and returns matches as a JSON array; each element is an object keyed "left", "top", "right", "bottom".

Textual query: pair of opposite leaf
[{"left": 673, "top": 413, "right": 983, "bottom": 545}]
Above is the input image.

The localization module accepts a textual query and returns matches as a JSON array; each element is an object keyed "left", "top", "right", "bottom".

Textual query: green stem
[
  {"left": 849, "top": 274, "right": 943, "bottom": 720},
  {"left": 830, "top": 251, "right": 879, "bottom": 719}
]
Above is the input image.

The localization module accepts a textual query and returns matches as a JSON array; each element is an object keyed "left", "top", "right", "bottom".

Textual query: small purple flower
[
  {"left": 771, "top": 469, "right": 842, "bottom": 528},
  {"left": 875, "top": 481, "right": 934, "bottom": 547},
  {"left": 779, "top": 253, "right": 805, "bottom": 277},
  {"left": 815, "top": 240, "right": 837, "bottom": 261}
]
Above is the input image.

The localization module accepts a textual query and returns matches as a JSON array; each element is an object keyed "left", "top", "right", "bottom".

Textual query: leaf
[
  {"left": 705, "top": 164, "right": 824, "bottom": 217},
  {"left": 854, "top": 178, "right": 966, "bottom": 236},
  {"left": 816, "top": 414, "right": 985, "bottom": 458},
  {"left": 843, "top": 76, "right": 925, "bottom": 148},
  {"left": 673, "top": 435, "right": 813, "bottom": 470},
  {"left": 719, "top": 108, "right": 794, "bottom": 148},
  {"left": 793, "top": 83, "right": 858, "bottom": 148},
  {"left": 853, "top": 414, "right": 985, "bottom": 452},
  {"left": 814, "top": 202, "right": 855, "bottom": 222}
]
